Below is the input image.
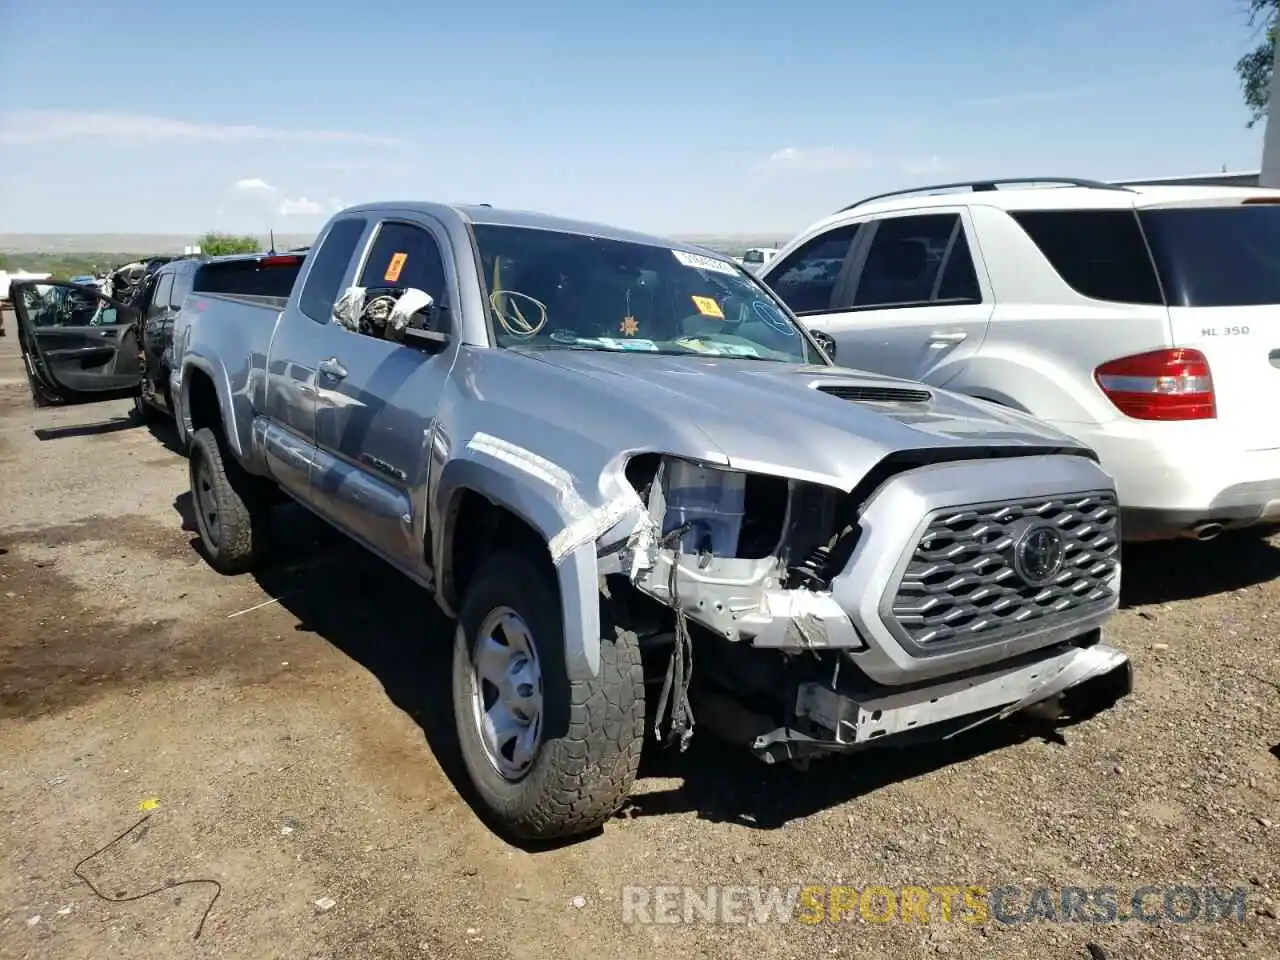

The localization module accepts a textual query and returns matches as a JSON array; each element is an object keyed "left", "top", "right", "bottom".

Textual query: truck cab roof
[{"left": 334, "top": 201, "right": 732, "bottom": 262}]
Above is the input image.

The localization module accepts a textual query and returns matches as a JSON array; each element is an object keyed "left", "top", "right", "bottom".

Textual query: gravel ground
[{"left": 0, "top": 322, "right": 1277, "bottom": 960}]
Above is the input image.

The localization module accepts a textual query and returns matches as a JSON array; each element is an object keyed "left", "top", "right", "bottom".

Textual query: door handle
[
  {"left": 928, "top": 330, "right": 968, "bottom": 344},
  {"left": 318, "top": 357, "right": 348, "bottom": 380}
]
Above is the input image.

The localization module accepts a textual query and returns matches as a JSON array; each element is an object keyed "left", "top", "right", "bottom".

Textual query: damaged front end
[{"left": 591, "top": 451, "right": 1131, "bottom": 764}]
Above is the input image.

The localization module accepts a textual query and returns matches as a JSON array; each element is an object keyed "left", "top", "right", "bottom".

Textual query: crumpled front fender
[{"left": 434, "top": 436, "right": 646, "bottom": 681}]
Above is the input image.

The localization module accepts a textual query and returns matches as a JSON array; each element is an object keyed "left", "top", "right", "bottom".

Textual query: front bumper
[{"left": 752, "top": 640, "right": 1131, "bottom": 762}]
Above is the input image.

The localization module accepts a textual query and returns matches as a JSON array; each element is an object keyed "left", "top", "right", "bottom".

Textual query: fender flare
[
  {"left": 434, "top": 457, "right": 603, "bottom": 681},
  {"left": 180, "top": 355, "right": 243, "bottom": 457}
]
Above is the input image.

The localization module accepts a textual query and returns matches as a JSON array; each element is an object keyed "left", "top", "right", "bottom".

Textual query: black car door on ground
[{"left": 12, "top": 281, "right": 144, "bottom": 405}]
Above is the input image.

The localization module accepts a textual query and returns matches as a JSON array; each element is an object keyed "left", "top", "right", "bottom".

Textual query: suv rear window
[
  {"left": 1139, "top": 204, "right": 1280, "bottom": 307},
  {"left": 1009, "top": 209, "right": 1164, "bottom": 305}
]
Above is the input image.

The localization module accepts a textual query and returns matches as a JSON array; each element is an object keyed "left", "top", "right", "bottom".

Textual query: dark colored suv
[{"left": 133, "top": 257, "right": 202, "bottom": 421}]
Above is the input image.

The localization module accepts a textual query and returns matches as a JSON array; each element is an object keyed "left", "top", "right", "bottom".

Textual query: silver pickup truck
[{"left": 12, "top": 203, "right": 1132, "bottom": 840}]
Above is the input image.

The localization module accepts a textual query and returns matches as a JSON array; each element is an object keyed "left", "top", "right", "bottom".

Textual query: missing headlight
[{"left": 625, "top": 455, "right": 856, "bottom": 576}]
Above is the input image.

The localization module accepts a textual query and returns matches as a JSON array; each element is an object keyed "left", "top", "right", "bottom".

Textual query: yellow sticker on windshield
[
  {"left": 691, "top": 295, "right": 724, "bottom": 319},
  {"left": 385, "top": 252, "right": 408, "bottom": 282}
]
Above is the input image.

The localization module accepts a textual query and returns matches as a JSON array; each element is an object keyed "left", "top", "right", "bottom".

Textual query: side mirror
[{"left": 810, "top": 329, "right": 836, "bottom": 361}]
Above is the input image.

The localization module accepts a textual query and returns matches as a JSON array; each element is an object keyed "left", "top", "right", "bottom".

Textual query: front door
[
  {"left": 309, "top": 215, "right": 458, "bottom": 574},
  {"left": 11, "top": 281, "right": 144, "bottom": 406},
  {"left": 813, "top": 210, "right": 994, "bottom": 385}
]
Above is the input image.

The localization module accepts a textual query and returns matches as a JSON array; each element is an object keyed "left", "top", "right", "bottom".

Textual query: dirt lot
[{"left": 0, "top": 323, "right": 1277, "bottom": 960}]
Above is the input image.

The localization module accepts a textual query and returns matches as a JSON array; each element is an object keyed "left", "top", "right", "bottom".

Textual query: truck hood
[{"left": 509, "top": 349, "right": 1087, "bottom": 489}]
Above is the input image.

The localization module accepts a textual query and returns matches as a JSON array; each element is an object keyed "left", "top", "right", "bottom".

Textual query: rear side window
[
  {"left": 764, "top": 224, "right": 861, "bottom": 314},
  {"left": 194, "top": 258, "right": 304, "bottom": 298},
  {"left": 1139, "top": 205, "right": 1280, "bottom": 307},
  {"left": 299, "top": 217, "right": 368, "bottom": 322},
  {"left": 358, "top": 220, "right": 448, "bottom": 303},
  {"left": 851, "top": 213, "right": 981, "bottom": 308},
  {"left": 1010, "top": 210, "right": 1163, "bottom": 305}
]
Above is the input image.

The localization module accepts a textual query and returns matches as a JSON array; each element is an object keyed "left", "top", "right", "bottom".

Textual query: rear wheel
[
  {"left": 188, "top": 426, "right": 271, "bottom": 574},
  {"left": 452, "top": 550, "right": 644, "bottom": 840}
]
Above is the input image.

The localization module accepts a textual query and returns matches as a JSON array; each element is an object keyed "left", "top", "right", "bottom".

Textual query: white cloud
[
  {"left": 767, "top": 146, "right": 874, "bottom": 173},
  {"left": 279, "top": 196, "right": 322, "bottom": 216},
  {"left": 961, "top": 67, "right": 1223, "bottom": 109},
  {"left": 961, "top": 85, "right": 1099, "bottom": 108},
  {"left": 329, "top": 197, "right": 346, "bottom": 212},
  {"left": 308, "top": 158, "right": 416, "bottom": 172},
  {"left": 234, "top": 177, "right": 276, "bottom": 194},
  {"left": 0, "top": 110, "right": 408, "bottom": 147},
  {"left": 898, "top": 155, "right": 952, "bottom": 177}
]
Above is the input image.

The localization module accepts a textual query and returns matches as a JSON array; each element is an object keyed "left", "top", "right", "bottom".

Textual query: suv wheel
[{"left": 452, "top": 550, "right": 644, "bottom": 840}]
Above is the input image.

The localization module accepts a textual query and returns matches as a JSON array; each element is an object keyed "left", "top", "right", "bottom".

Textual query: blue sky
[{"left": 0, "top": 0, "right": 1270, "bottom": 237}]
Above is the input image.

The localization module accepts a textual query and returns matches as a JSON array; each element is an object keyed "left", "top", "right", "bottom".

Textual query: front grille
[
  {"left": 889, "top": 492, "right": 1119, "bottom": 647},
  {"left": 817, "top": 384, "right": 932, "bottom": 404}
]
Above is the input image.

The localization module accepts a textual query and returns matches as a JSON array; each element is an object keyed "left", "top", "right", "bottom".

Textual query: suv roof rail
[{"left": 836, "top": 177, "right": 1136, "bottom": 213}]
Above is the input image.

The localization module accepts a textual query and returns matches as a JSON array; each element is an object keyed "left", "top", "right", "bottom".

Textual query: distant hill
[
  {"left": 0, "top": 233, "right": 317, "bottom": 256},
  {"left": 0, "top": 231, "right": 793, "bottom": 260}
]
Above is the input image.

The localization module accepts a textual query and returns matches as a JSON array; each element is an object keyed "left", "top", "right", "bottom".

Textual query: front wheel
[{"left": 452, "top": 550, "right": 644, "bottom": 841}]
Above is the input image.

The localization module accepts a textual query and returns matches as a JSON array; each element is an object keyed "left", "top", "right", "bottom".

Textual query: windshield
[
  {"left": 470, "top": 225, "right": 821, "bottom": 363},
  {"left": 1139, "top": 204, "right": 1280, "bottom": 308},
  {"left": 742, "top": 250, "right": 764, "bottom": 263}
]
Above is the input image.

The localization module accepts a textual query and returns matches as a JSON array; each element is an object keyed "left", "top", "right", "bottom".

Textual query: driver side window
[
  {"left": 354, "top": 221, "right": 450, "bottom": 339},
  {"left": 765, "top": 224, "right": 862, "bottom": 315}
]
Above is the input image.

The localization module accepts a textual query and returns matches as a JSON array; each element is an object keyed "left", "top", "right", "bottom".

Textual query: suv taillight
[{"left": 1094, "top": 348, "right": 1215, "bottom": 421}]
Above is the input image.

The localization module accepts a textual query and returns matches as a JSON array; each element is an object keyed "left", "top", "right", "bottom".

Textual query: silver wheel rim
[
  {"left": 469, "top": 606, "right": 544, "bottom": 781},
  {"left": 194, "top": 459, "right": 221, "bottom": 548}
]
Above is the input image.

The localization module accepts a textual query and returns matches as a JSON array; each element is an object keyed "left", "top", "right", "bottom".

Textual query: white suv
[{"left": 757, "top": 177, "right": 1280, "bottom": 542}]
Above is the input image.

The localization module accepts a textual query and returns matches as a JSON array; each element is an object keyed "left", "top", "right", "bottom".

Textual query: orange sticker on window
[
  {"left": 385, "top": 252, "right": 408, "bottom": 282},
  {"left": 691, "top": 295, "right": 724, "bottom": 319}
]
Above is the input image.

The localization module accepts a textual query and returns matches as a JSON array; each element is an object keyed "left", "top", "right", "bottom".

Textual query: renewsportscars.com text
[{"left": 620, "top": 884, "right": 1250, "bottom": 925}]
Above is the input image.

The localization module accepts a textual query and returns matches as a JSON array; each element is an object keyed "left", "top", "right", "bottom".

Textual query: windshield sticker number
[
  {"left": 691, "top": 295, "right": 724, "bottom": 319},
  {"left": 385, "top": 252, "right": 408, "bottom": 283},
  {"left": 752, "top": 299, "right": 795, "bottom": 336},
  {"left": 672, "top": 250, "right": 739, "bottom": 276}
]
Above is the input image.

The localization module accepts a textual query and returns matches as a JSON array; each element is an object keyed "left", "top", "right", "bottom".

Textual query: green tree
[
  {"left": 197, "top": 232, "right": 261, "bottom": 256},
  {"left": 1237, "top": 0, "right": 1280, "bottom": 127}
]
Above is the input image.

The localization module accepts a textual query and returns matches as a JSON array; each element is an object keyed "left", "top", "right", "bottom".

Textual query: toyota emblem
[{"left": 1012, "top": 521, "right": 1066, "bottom": 587}]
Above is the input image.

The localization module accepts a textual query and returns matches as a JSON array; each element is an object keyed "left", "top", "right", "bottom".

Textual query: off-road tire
[
  {"left": 452, "top": 550, "right": 645, "bottom": 841},
  {"left": 188, "top": 426, "right": 270, "bottom": 575}
]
